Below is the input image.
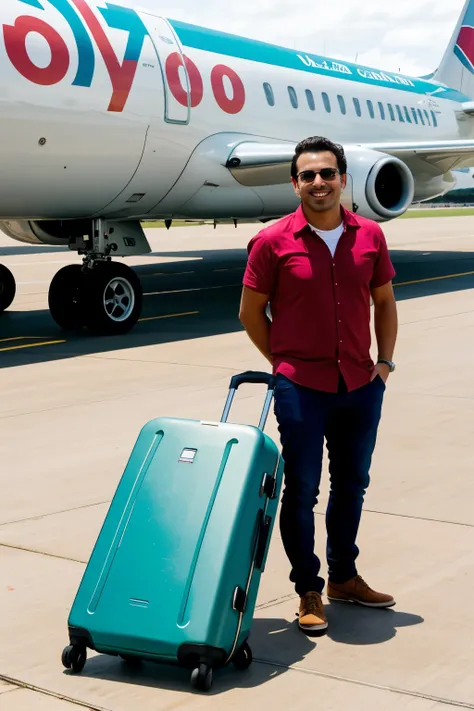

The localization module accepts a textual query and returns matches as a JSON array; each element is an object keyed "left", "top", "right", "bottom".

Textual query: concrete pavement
[{"left": 1, "top": 216, "right": 474, "bottom": 709}]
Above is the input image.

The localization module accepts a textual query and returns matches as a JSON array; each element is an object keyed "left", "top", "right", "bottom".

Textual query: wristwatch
[{"left": 378, "top": 358, "right": 396, "bottom": 372}]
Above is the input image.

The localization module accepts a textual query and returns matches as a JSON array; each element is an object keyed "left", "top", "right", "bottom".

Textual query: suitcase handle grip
[
  {"left": 221, "top": 371, "right": 275, "bottom": 430},
  {"left": 229, "top": 371, "right": 275, "bottom": 391}
]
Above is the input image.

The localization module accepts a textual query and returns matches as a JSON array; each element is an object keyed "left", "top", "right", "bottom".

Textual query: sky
[{"left": 156, "top": 0, "right": 467, "bottom": 78}]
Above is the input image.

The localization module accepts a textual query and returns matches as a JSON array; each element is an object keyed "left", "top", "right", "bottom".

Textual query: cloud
[{"left": 154, "top": 0, "right": 467, "bottom": 77}]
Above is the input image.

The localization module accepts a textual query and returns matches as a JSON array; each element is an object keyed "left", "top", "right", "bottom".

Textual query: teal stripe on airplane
[{"left": 169, "top": 19, "right": 468, "bottom": 103}]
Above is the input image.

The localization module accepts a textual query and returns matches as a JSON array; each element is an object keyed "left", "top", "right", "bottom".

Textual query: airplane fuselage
[{"left": 0, "top": 0, "right": 471, "bottom": 222}]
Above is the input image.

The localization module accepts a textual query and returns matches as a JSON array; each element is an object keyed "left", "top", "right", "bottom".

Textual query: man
[{"left": 239, "top": 136, "right": 398, "bottom": 635}]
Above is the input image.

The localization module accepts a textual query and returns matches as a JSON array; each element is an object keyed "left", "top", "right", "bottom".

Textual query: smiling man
[{"left": 239, "top": 136, "right": 398, "bottom": 635}]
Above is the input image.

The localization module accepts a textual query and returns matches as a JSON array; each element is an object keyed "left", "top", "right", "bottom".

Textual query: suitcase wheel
[
  {"left": 232, "top": 641, "right": 253, "bottom": 671},
  {"left": 190, "top": 663, "right": 213, "bottom": 691},
  {"left": 61, "top": 644, "right": 87, "bottom": 673}
]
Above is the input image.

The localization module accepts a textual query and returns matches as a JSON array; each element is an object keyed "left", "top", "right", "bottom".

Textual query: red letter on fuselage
[
  {"left": 3, "top": 15, "right": 70, "bottom": 86},
  {"left": 69, "top": 0, "right": 136, "bottom": 112},
  {"left": 165, "top": 53, "right": 203, "bottom": 108},
  {"left": 211, "top": 64, "right": 245, "bottom": 114}
]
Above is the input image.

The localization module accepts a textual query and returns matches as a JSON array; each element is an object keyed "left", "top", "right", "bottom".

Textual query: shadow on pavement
[
  {"left": 324, "top": 602, "right": 425, "bottom": 645},
  {"left": 1, "top": 248, "right": 473, "bottom": 370},
  {"left": 64, "top": 617, "right": 316, "bottom": 696}
]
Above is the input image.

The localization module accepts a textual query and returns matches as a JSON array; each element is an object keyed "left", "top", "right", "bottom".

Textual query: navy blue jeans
[{"left": 273, "top": 373, "right": 386, "bottom": 596}]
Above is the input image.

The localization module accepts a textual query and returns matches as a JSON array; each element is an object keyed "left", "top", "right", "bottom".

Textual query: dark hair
[{"left": 291, "top": 136, "right": 347, "bottom": 180}]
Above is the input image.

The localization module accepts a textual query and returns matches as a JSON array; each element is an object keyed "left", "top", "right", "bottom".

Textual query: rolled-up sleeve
[
  {"left": 242, "top": 234, "right": 276, "bottom": 295},
  {"left": 371, "top": 226, "right": 396, "bottom": 288}
]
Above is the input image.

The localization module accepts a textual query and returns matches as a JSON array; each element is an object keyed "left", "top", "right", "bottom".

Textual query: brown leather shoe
[
  {"left": 298, "top": 591, "right": 328, "bottom": 633},
  {"left": 327, "top": 575, "right": 395, "bottom": 608}
]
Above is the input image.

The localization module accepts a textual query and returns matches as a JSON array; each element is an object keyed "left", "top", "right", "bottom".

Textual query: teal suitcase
[{"left": 61, "top": 371, "right": 283, "bottom": 691}]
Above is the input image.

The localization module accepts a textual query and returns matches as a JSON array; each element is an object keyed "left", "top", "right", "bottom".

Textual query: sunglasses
[{"left": 297, "top": 168, "right": 340, "bottom": 183}]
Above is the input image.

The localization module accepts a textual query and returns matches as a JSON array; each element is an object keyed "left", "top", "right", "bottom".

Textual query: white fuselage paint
[{"left": 0, "top": 0, "right": 471, "bottom": 221}]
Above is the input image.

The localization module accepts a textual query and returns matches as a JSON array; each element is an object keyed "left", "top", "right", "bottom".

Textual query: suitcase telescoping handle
[{"left": 221, "top": 371, "right": 275, "bottom": 431}]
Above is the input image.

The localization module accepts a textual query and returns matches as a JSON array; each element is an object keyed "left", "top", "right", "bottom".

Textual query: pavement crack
[
  {"left": 314, "top": 509, "right": 474, "bottom": 528},
  {"left": 0, "top": 675, "right": 108, "bottom": 711},
  {"left": 0, "top": 501, "right": 110, "bottom": 528},
  {"left": 253, "top": 659, "right": 474, "bottom": 709},
  {"left": 363, "top": 508, "right": 474, "bottom": 528},
  {"left": 0, "top": 542, "right": 86, "bottom": 564}
]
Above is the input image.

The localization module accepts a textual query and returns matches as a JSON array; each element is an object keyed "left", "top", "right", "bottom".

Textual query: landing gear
[
  {"left": 48, "top": 219, "right": 143, "bottom": 336},
  {"left": 0, "top": 264, "right": 16, "bottom": 313},
  {"left": 48, "top": 265, "right": 86, "bottom": 330}
]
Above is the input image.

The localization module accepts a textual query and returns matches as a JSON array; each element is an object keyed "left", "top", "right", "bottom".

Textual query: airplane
[
  {"left": 2, "top": 0, "right": 474, "bottom": 336},
  {"left": 422, "top": 167, "right": 474, "bottom": 204}
]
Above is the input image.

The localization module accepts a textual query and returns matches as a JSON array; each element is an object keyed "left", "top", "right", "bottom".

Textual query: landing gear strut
[
  {"left": 0, "top": 264, "right": 16, "bottom": 314},
  {"left": 48, "top": 219, "right": 143, "bottom": 336}
]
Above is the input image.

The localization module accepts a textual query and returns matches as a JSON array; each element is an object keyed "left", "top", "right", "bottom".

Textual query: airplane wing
[{"left": 225, "top": 139, "right": 474, "bottom": 186}]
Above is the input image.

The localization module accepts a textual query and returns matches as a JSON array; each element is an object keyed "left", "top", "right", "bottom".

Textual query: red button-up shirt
[{"left": 242, "top": 204, "right": 396, "bottom": 393}]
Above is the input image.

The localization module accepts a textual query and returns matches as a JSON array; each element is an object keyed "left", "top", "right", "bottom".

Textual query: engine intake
[{"left": 345, "top": 147, "right": 415, "bottom": 221}]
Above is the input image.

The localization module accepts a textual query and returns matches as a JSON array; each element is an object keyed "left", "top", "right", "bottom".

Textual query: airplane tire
[
  {"left": 0, "top": 264, "right": 16, "bottom": 313},
  {"left": 48, "top": 264, "right": 87, "bottom": 330},
  {"left": 84, "top": 262, "right": 142, "bottom": 336}
]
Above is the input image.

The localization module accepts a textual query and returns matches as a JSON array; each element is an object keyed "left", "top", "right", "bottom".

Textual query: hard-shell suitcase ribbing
[{"left": 61, "top": 371, "right": 284, "bottom": 691}]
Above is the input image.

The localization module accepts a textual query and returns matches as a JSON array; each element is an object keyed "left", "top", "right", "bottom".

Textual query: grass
[{"left": 401, "top": 207, "right": 474, "bottom": 218}]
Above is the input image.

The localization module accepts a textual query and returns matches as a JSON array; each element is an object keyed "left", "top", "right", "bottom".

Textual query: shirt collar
[{"left": 292, "top": 203, "right": 361, "bottom": 237}]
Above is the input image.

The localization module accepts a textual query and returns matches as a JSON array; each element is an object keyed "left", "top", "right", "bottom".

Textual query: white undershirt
[{"left": 309, "top": 222, "right": 344, "bottom": 257}]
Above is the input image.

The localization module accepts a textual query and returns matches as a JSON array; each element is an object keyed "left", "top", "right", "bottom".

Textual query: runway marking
[
  {"left": 394, "top": 270, "right": 474, "bottom": 287},
  {"left": 0, "top": 339, "right": 66, "bottom": 353},
  {"left": 139, "top": 310, "right": 199, "bottom": 323},
  {"left": 144, "top": 284, "right": 241, "bottom": 297},
  {"left": 0, "top": 336, "right": 51, "bottom": 343}
]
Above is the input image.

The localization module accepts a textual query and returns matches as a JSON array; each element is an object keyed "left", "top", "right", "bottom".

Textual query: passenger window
[
  {"left": 431, "top": 110, "right": 438, "bottom": 127},
  {"left": 288, "top": 86, "right": 298, "bottom": 109},
  {"left": 367, "top": 100, "right": 375, "bottom": 118},
  {"left": 378, "top": 102, "right": 385, "bottom": 120},
  {"left": 322, "top": 92, "right": 331, "bottom": 112},
  {"left": 337, "top": 95, "right": 346, "bottom": 114},
  {"left": 417, "top": 109, "right": 425, "bottom": 125},
  {"left": 263, "top": 82, "right": 275, "bottom": 107},
  {"left": 404, "top": 107, "right": 412, "bottom": 123},
  {"left": 396, "top": 105, "right": 404, "bottom": 122},
  {"left": 387, "top": 103, "right": 395, "bottom": 121},
  {"left": 353, "top": 97, "right": 362, "bottom": 117},
  {"left": 305, "top": 89, "right": 315, "bottom": 111},
  {"left": 411, "top": 108, "right": 419, "bottom": 124},
  {"left": 424, "top": 109, "right": 431, "bottom": 125}
]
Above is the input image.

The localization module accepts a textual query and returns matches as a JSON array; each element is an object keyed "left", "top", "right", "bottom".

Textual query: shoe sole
[
  {"left": 298, "top": 621, "right": 328, "bottom": 636},
  {"left": 327, "top": 595, "right": 396, "bottom": 608}
]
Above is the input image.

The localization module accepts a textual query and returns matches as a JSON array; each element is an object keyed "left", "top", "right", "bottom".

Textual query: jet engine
[
  {"left": 0, "top": 219, "right": 87, "bottom": 246},
  {"left": 343, "top": 147, "right": 415, "bottom": 221}
]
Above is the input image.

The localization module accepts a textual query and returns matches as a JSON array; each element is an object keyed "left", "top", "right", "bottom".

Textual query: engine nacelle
[
  {"left": 344, "top": 147, "right": 415, "bottom": 221},
  {"left": 0, "top": 219, "right": 151, "bottom": 256},
  {"left": 0, "top": 219, "right": 73, "bottom": 246}
]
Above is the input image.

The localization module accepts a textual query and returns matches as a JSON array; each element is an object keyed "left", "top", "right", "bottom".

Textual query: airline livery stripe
[{"left": 169, "top": 19, "right": 469, "bottom": 103}]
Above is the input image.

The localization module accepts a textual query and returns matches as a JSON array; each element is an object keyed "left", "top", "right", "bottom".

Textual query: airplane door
[{"left": 138, "top": 14, "right": 191, "bottom": 124}]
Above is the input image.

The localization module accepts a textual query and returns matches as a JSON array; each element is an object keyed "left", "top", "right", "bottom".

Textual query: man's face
[{"left": 292, "top": 151, "right": 346, "bottom": 213}]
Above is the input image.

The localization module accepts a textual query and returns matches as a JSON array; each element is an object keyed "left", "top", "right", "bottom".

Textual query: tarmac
[{"left": 1, "top": 215, "right": 473, "bottom": 710}]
